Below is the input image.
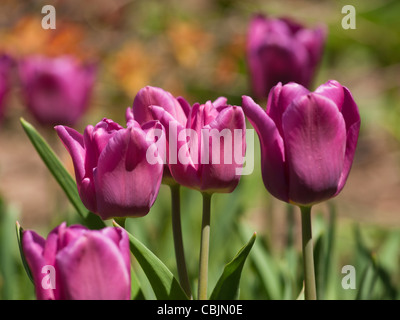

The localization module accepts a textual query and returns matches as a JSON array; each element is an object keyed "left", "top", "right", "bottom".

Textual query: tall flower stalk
[
  {"left": 152, "top": 96, "right": 246, "bottom": 299},
  {"left": 300, "top": 206, "right": 316, "bottom": 300},
  {"left": 198, "top": 192, "right": 212, "bottom": 300},
  {"left": 241, "top": 80, "right": 360, "bottom": 299},
  {"left": 128, "top": 86, "right": 192, "bottom": 297}
]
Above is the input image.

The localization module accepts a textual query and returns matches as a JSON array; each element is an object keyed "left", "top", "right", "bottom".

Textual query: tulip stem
[
  {"left": 300, "top": 205, "right": 317, "bottom": 300},
  {"left": 170, "top": 184, "right": 192, "bottom": 299},
  {"left": 198, "top": 192, "right": 212, "bottom": 300}
]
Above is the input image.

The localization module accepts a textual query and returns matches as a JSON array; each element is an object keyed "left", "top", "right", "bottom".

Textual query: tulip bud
[
  {"left": 246, "top": 14, "right": 326, "bottom": 100},
  {"left": 55, "top": 117, "right": 166, "bottom": 220},
  {"left": 242, "top": 80, "right": 360, "bottom": 206},
  {"left": 21, "top": 222, "right": 131, "bottom": 300},
  {"left": 18, "top": 55, "right": 96, "bottom": 126}
]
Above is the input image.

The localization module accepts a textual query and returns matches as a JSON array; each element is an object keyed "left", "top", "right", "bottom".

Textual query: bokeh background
[{"left": 0, "top": 0, "right": 399, "bottom": 300}]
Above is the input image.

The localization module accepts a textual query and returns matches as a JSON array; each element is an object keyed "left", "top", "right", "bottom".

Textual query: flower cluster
[{"left": 16, "top": 12, "right": 361, "bottom": 301}]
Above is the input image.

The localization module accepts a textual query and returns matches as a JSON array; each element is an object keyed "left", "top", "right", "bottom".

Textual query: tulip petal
[
  {"left": 314, "top": 80, "right": 344, "bottom": 111},
  {"left": 56, "top": 232, "right": 131, "bottom": 300},
  {"left": 176, "top": 96, "right": 191, "bottom": 118},
  {"left": 296, "top": 26, "right": 326, "bottom": 70},
  {"left": 22, "top": 230, "right": 54, "bottom": 300},
  {"left": 258, "top": 43, "right": 307, "bottom": 90},
  {"left": 93, "top": 127, "right": 163, "bottom": 219},
  {"left": 55, "top": 125, "right": 85, "bottom": 183},
  {"left": 100, "top": 227, "right": 131, "bottom": 275},
  {"left": 336, "top": 86, "right": 361, "bottom": 194},
  {"left": 133, "top": 86, "right": 187, "bottom": 126},
  {"left": 213, "top": 96, "right": 228, "bottom": 108},
  {"left": 200, "top": 106, "right": 245, "bottom": 193},
  {"left": 266, "top": 82, "right": 309, "bottom": 135},
  {"left": 282, "top": 93, "right": 346, "bottom": 205},
  {"left": 241, "top": 95, "right": 289, "bottom": 202},
  {"left": 151, "top": 105, "right": 201, "bottom": 188}
]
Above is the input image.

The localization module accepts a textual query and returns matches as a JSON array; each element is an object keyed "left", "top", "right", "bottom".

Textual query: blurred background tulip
[
  {"left": 242, "top": 80, "right": 360, "bottom": 206},
  {"left": 21, "top": 222, "right": 131, "bottom": 300},
  {"left": 18, "top": 55, "right": 96, "bottom": 126},
  {"left": 56, "top": 117, "right": 165, "bottom": 220},
  {"left": 246, "top": 14, "right": 326, "bottom": 101}
]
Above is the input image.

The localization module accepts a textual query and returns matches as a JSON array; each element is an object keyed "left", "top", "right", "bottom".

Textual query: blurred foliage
[{"left": 0, "top": 0, "right": 400, "bottom": 300}]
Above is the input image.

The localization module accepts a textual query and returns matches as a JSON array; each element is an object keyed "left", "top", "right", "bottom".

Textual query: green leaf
[
  {"left": 238, "top": 223, "right": 282, "bottom": 300},
  {"left": 314, "top": 205, "right": 336, "bottom": 300},
  {"left": 113, "top": 221, "right": 188, "bottom": 300},
  {"left": 210, "top": 232, "right": 256, "bottom": 300},
  {"left": 130, "top": 266, "right": 145, "bottom": 300},
  {"left": 20, "top": 118, "right": 105, "bottom": 229},
  {"left": 15, "top": 221, "right": 33, "bottom": 284}
]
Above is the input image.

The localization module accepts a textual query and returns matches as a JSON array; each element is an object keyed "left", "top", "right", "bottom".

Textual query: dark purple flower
[
  {"left": 21, "top": 222, "right": 131, "bottom": 300},
  {"left": 56, "top": 117, "right": 166, "bottom": 219},
  {"left": 246, "top": 14, "right": 326, "bottom": 100},
  {"left": 242, "top": 80, "right": 360, "bottom": 206},
  {"left": 18, "top": 55, "right": 96, "bottom": 126}
]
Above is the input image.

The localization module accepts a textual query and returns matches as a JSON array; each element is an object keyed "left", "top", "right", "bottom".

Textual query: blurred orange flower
[
  {"left": 167, "top": 20, "right": 213, "bottom": 69},
  {"left": 214, "top": 33, "right": 245, "bottom": 86},
  {"left": 107, "top": 41, "right": 158, "bottom": 96},
  {"left": 0, "top": 16, "right": 94, "bottom": 60}
]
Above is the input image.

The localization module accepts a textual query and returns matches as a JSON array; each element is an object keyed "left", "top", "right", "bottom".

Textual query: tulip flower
[
  {"left": 21, "top": 222, "right": 131, "bottom": 300},
  {"left": 18, "top": 55, "right": 96, "bottom": 126},
  {"left": 242, "top": 80, "right": 360, "bottom": 299},
  {"left": 242, "top": 80, "right": 360, "bottom": 206},
  {"left": 55, "top": 117, "right": 165, "bottom": 220},
  {"left": 129, "top": 85, "right": 190, "bottom": 186},
  {"left": 128, "top": 86, "right": 192, "bottom": 296},
  {"left": 131, "top": 85, "right": 189, "bottom": 129},
  {"left": 246, "top": 14, "right": 326, "bottom": 100},
  {"left": 152, "top": 96, "right": 246, "bottom": 300},
  {"left": 0, "top": 54, "right": 13, "bottom": 122},
  {"left": 151, "top": 97, "right": 246, "bottom": 194}
]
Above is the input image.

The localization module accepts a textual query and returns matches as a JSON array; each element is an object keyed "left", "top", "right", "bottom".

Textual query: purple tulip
[
  {"left": 246, "top": 14, "right": 326, "bottom": 100},
  {"left": 128, "top": 86, "right": 190, "bottom": 185},
  {"left": 151, "top": 96, "right": 246, "bottom": 194},
  {"left": 131, "top": 86, "right": 190, "bottom": 128},
  {"left": 55, "top": 117, "right": 166, "bottom": 219},
  {"left": 18, "top": 55, "right": 96, "bottom": 126},
  {"left": 21, "top": 222, "right": 131, "bottom": 300},
  {"left": 241, "top": 80, "right": 360, "bottom": 206},
  {"left": 0, "top": 54, "right": 13, "bottom": 121}
]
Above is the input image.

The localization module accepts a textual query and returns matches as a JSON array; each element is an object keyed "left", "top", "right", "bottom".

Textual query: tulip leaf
[
  {"left": 209, "top": 232, "right": 256, "bottom": 300},
  {"left": 238, "top": 223, "right": 283, "bottom": 299},
  {"left": 15, "top": 221, "right": 33, "bottom": 284},
  {"left": 130, "top": 266, "right": 145, "bottom": 300},
  {"left": 20, "top": 118, "right": 105, "bottom": 229},
  {"left": 113, "top": 221, "right": 188, "bottom": 300}
]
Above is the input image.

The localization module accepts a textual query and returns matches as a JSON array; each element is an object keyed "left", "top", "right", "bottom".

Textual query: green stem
[
  {"left": 198, "top": 192, "right": 212, "bottom": 300},
  {"left": 170, "top": 184, "right": 192, "bottom": 299},
  {"left": 300, "top": 205, "right": 317, "bottom": 300}
]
